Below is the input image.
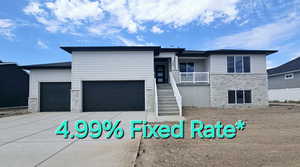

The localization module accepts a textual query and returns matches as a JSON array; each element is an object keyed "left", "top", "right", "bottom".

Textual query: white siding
[
  {"left": 269, "top": 88, "right": 300, "bottom": 101},
  {"left": 178, "top": 85, "right": 210, "bottom": 107},
  {"left": 209, "top": 55, "right": 224, "bottom": 74},
  {"left": 209, "top": 54, "right": 267, "bottom": 74},
  {"left": 251, "top": 55, "right": 267, "bottom": 73},
  {"left": 71, "top": 51, "right": 155, "bottom": 112},
  {"left": 28, "top": 69, "right": 71, "bottom": 112}
]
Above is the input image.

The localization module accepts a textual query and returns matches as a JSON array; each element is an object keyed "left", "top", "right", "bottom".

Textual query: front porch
[
  {"left": 153, "top": 56, "right": 210, "bottom": 117},
  {"left": 154, "top": 57, "right": 210, "bottom": 85},
  {"left": 173, "top": 57, "right": 210, "bottom": 84}
]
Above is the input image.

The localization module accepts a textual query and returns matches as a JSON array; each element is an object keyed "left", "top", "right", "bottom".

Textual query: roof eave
[
  {"left": 21, "top": 66, "right": 71, "bottom": 70},
  {"left": 206, "top": 50, "right": 278, "bottom": 55},
  {"left": 60, "top": 46, "right": 162, "bottom": 55}
]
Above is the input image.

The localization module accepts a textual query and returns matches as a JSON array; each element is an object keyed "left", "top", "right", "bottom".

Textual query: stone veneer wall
[
  {"left": 210, "top": 74, "right": 268, "bottom": 108},
  {"left": 71, "top": 90, "right": 81, "bottom": 112},
  {"left": 28, "top": 98, "right": 38, "bottom": 112},
  {"left": 146, "top": 89, "right": 154, "bottom": 113}
]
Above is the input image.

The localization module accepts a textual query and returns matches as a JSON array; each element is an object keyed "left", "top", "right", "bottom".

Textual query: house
[
  {"left": 267, "top": 57, "right": 300, "bottom": 102},
  {"left": 0, "top": 61, "right": 29, "bottom": 108},
  {"left": 22, "top": 46, "right": 277, "bottom": 116}
]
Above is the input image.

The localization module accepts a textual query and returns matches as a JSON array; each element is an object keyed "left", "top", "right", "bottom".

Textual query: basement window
[
  {"left": 284, "top": 73, "right": 294, "bottom": 80},
  {"left": 228, "top": 90, "right": 252, "bottom": 104}
]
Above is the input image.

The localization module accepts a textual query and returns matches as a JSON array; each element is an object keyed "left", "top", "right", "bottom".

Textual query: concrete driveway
[{"left": 0, "top": 112, "right": 146, "bottom": 167}]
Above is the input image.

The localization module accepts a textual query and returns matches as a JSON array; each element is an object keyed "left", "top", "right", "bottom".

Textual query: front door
[{"left": 155, "top": 65, "right": 165, "bottom": 83}]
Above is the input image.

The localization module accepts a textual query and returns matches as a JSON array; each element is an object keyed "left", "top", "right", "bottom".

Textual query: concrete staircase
[{"left": 157, "top": 84, "right": 180, "bottom": 116}]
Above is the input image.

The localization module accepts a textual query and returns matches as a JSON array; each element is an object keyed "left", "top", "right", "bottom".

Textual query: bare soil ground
[
  {"left": 0, "top": 107, "right": 29, "bottom": 118},
  {"left": 135, "top": 106, "right": 300, "bottom": 167}
]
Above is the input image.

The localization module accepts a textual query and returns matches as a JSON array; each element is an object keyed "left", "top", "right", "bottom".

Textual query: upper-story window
[
  {"left": 180, "top": 63, "right": 194, "bottom": 72},
  {"left": 284, "top": 73, "right": 294, "bottom": 80},
  {"left": 227, "top": 56, "right": 251, "bottom": 73}
]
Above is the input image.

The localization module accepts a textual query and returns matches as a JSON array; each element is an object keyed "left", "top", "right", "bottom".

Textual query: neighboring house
[
  {"left": 267, "top": 57, "right": 300, "bottom": 102},
  {"left": 22, "top": 46, "right": 276, "bottom": 116},
  {"left": 0, "top": 61, "right": 29, "bottom": 108}
]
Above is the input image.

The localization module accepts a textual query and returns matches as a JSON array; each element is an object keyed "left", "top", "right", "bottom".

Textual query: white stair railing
[
  {"left": 154, "top": 78, "right": 158, "bottom": 117},
  {"left": 169, "top": 72, "right": 182, "bottom": 116},
  {"left": 179, "top": 72, "right": 209, "bottom": 83}
]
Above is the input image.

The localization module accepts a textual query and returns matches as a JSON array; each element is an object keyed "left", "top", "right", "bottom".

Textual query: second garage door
[
  {"left": 82, "top": 81, "right": 145, "bottom": 112},
  {"left": 40, "top": 82, "right": 71, "bottom": 112}
]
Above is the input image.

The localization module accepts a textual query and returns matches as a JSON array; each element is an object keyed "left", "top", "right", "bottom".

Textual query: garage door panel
[
  {"left": 83, "top": 81, "right": 145, "bottom": 111},
  {"left": 40, "top": 82, "right": 71, "bottom": 112}
]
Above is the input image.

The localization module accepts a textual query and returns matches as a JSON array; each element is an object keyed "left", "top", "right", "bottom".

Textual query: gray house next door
[{"left": 82, "top": 81, "right": 145, "bottom": 112}]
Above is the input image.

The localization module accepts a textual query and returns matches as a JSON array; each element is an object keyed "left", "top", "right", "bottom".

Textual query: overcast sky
[{"left": 1, "top": 0, "right": 300, "bottom": 68}]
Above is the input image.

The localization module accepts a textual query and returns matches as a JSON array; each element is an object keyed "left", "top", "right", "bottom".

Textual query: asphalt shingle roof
[
  {"left": 267, "top": 57, "right": 300, "bottom": 75},
  {"left": 22, "top": 62, "right": 71, "bottom": 69}
]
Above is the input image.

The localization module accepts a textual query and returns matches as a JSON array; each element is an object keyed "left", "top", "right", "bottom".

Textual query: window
[
  {"left": 179, "top": 63, "right": 194, "bottom": 72},
  {"left": 227, "top": 56, "right": 251, "bottom": 73},
  {"left": 228, "top": 90, "right": 252, "bottom": 104},
  {"left": 228, "top": 90, "right": 236, "bottom": 104},
  {"left": 235, "top": 57, "right": 243, "bottom": 73},
  {"left": 243, "top": 56, "right": 251, "bottom": 72},
  {"left": 227, "top": 57, "right": 235, "bottom": 73},
  {"left": 284, "top": 73, "right": 294, "bottom": 80},
  {"left": 244, "top": 90, "right": 252, "bottom": 103},
  {"left": 236, "top": 90, "right": 244, "bottom": 104}
]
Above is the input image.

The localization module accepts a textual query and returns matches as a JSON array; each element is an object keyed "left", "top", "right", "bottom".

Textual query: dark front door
[
  {"left": 40, "top": 82, "right": 71, "bottom": 112},
  {"left": 82, "top": 81, "right": 145, "bottom": 112},
  {"left": 155, "top": 65, "right": 165, "bottom": 83}
]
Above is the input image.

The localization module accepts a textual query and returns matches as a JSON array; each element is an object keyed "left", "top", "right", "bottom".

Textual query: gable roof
[
  {"left": 22, "top": 62, "right": 71, "bottom": 69},
  {"left": 267, "top": 57, "right": 300, "bottom": 75}
]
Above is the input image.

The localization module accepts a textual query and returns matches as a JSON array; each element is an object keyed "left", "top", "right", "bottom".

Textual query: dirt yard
[{"left": 135, "top": 106, "right": 300, "bottom": 167}]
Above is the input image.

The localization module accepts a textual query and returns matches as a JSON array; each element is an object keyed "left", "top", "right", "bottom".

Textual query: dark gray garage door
[
  {"left": 40, "top": 82, "right": 71, "bottom": 112},
  {"left": 82, "top": 81, "right": 145, "bottom": 112}
]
